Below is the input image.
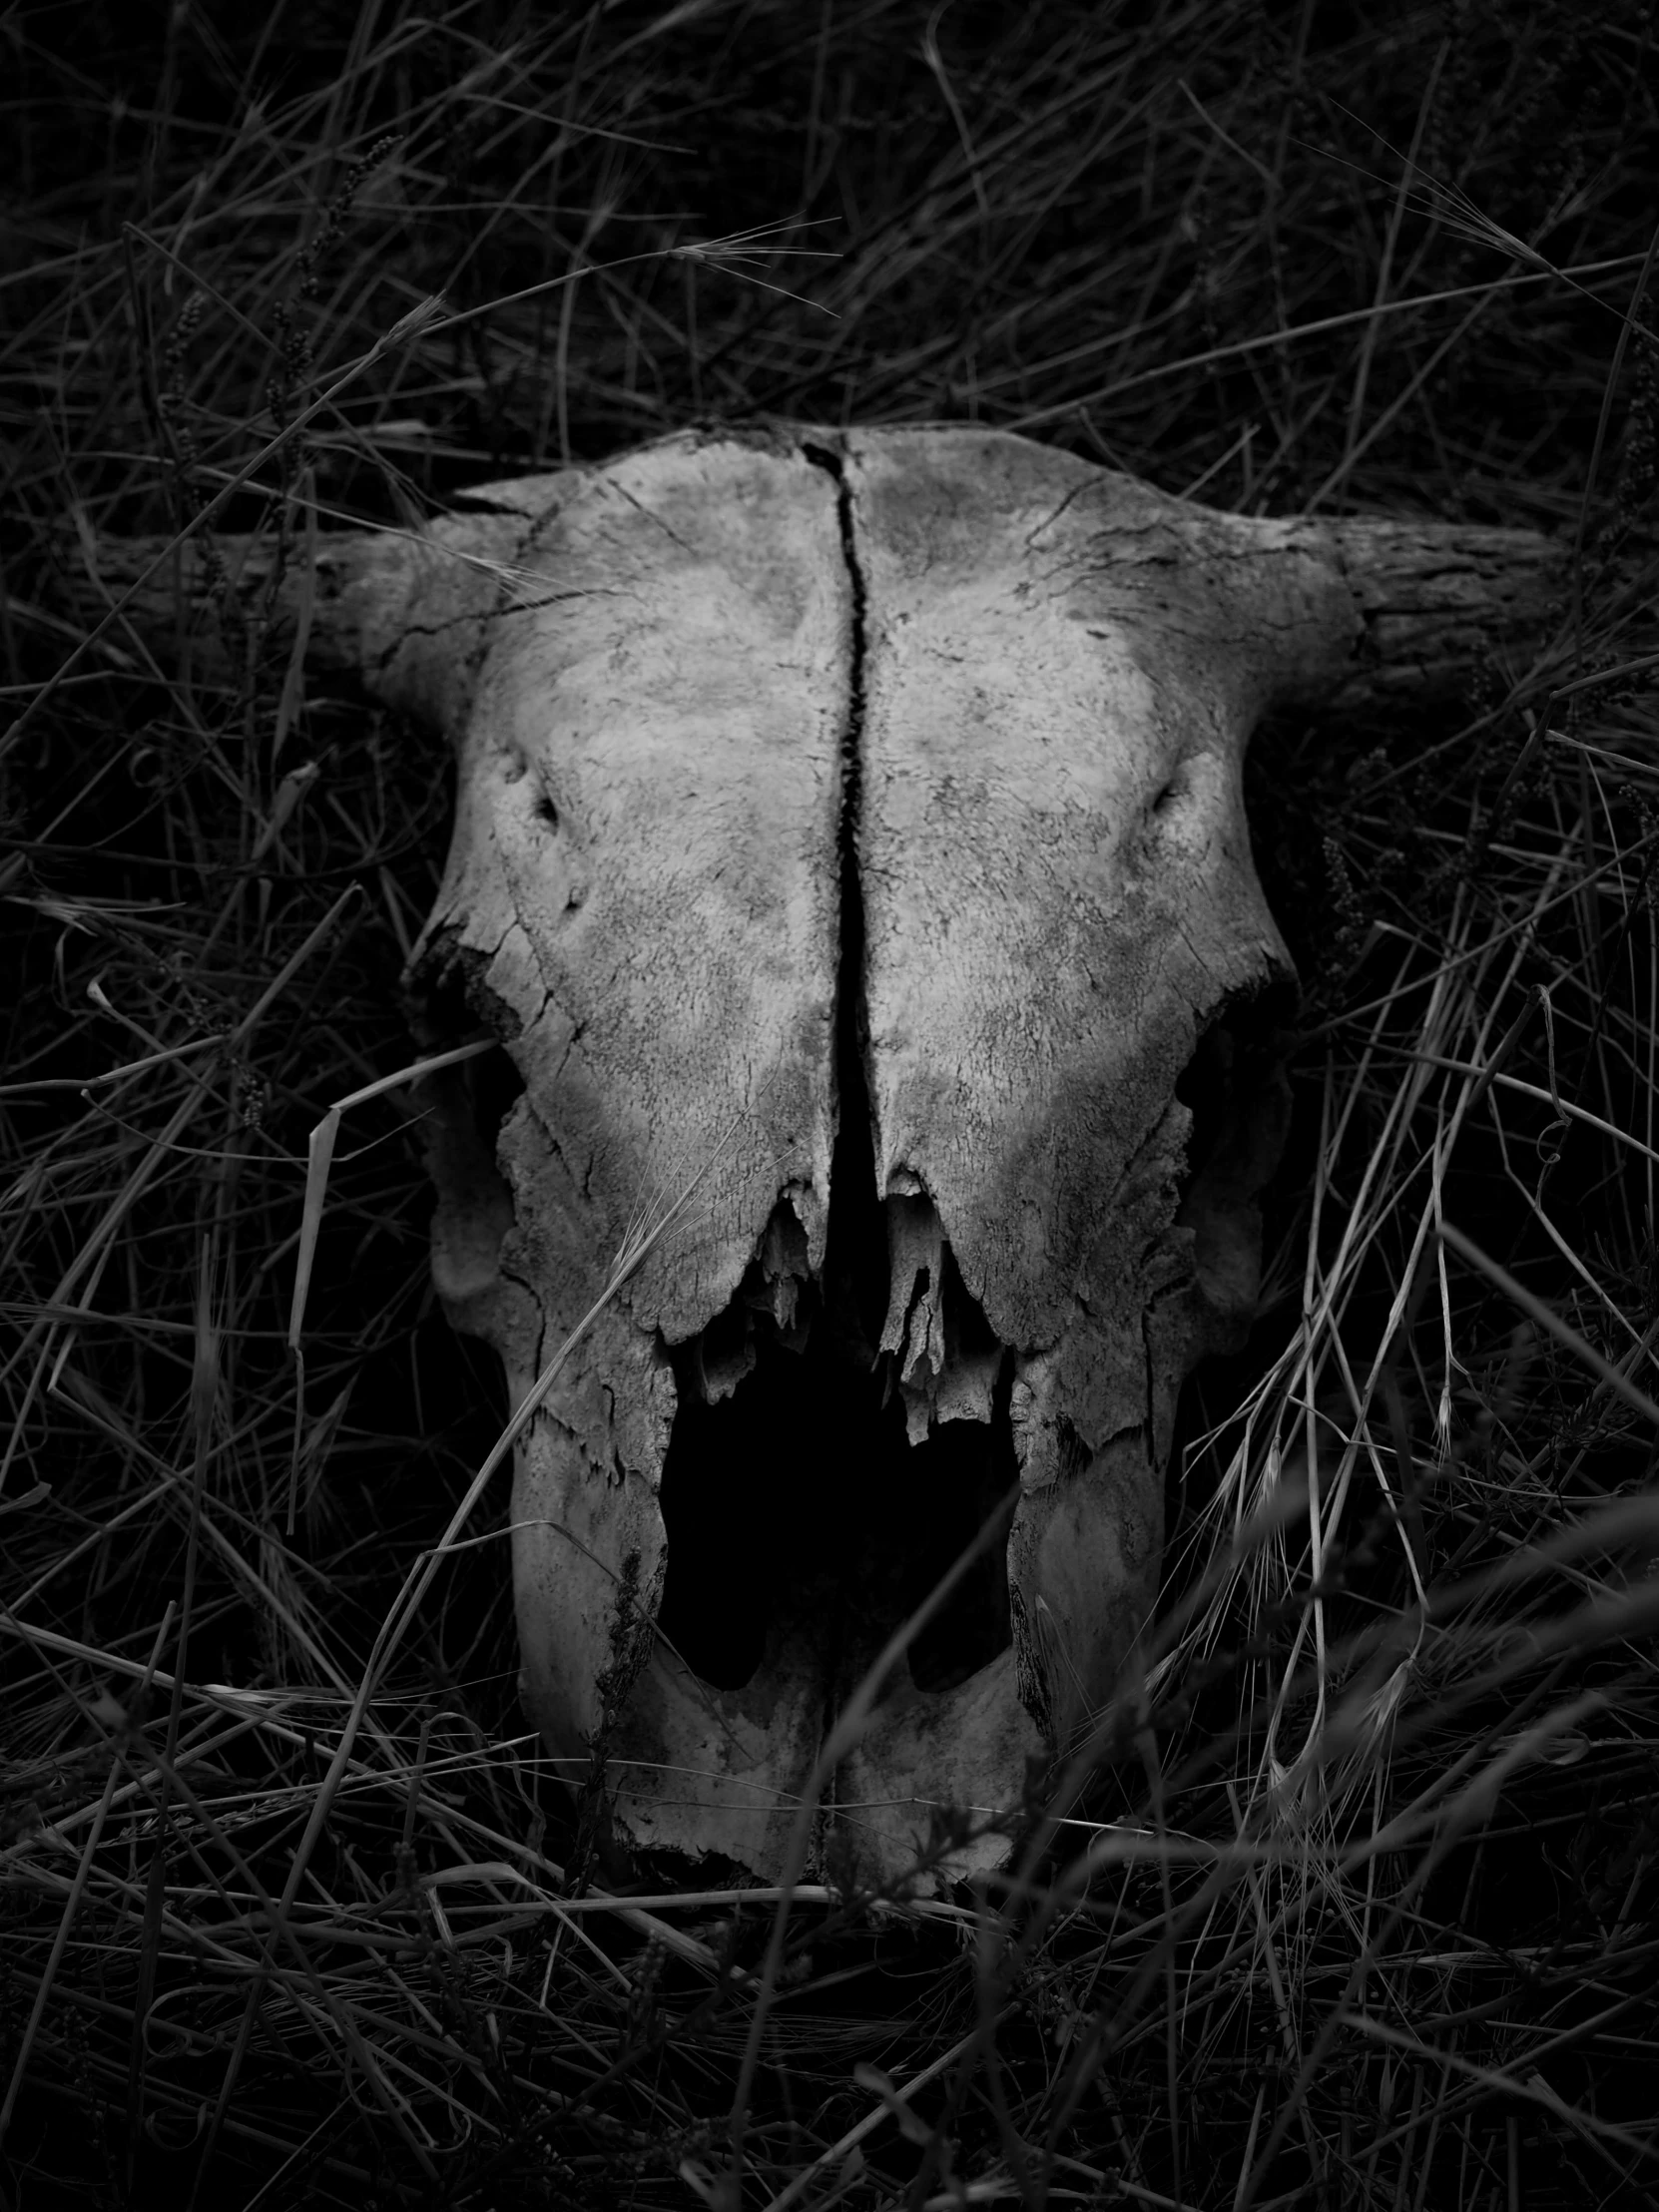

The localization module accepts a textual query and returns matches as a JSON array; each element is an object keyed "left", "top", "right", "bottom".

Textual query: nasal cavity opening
[{"left": 655, "top": 1212, "right": 1017, "bottom": 1698}]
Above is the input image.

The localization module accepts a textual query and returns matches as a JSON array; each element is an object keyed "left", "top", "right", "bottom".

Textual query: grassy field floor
[{"left": 3, "top": 2, "right": 1659, "bottom": 2205}]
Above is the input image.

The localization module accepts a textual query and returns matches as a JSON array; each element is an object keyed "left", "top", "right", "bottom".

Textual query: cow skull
[{"left": 90, "top": 425, "right": 1563, "bottom": 1888}]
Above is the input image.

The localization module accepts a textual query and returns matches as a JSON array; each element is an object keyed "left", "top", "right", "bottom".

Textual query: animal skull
[
  {"left": 85, "top": 424, "right": 1564, "bottom": 1888},
  {"left": 417, "top": 422, "right": 1343, "bottom": 1893}
]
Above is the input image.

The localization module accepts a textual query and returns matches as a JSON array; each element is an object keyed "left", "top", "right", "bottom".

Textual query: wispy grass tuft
[{"left": 3, "top": 1, "right": 1659, "bottom": 2205}]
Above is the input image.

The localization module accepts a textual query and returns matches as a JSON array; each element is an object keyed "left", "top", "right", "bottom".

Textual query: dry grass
[{"left": 3, "top": 1, "right": 1659, "bottom": 2205}]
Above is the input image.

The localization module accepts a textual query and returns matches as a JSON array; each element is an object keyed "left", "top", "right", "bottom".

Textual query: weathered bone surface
[{"left": 77, "top": 426, "right": 1566, "bottom": 1888}]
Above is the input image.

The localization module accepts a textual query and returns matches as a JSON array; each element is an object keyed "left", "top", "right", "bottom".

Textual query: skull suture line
[{"left": 94, "top": 423, "right": 1563, "bottom": 1889}]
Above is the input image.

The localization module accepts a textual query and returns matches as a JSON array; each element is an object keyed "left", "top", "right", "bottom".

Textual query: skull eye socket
[
  {"left": 405, "top": 958, "right": 526, "bottom": 1309},
  {"left": 409, "top": 963, "right": 526, "bottom": 1138},
  {"left": 1177, "top": 981, "right": 1295, "bottom": 1173},
  {"left": 1175, "top": 978, "right": 1297, "bottom": 1324}
]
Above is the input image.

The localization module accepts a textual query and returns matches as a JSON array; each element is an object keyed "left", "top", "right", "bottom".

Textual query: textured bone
[{"left": 69, "top": 427, "right": 1571, "bottom": 1891}]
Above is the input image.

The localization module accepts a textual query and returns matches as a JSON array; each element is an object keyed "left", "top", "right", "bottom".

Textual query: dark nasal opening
[{"left": 654, "top": 1265, "right": 1017, "bottom": 1696}]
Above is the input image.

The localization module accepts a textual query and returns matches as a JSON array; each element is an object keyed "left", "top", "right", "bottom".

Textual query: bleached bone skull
[
  {"left": 92, "top": 423, "right": 1562, "bottom": 1888},
  {"left": 411, "top": 425, "right": 1320, "bottom": 1889}
]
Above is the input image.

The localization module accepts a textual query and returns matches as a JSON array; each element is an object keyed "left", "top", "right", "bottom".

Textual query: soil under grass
[{"left": 4, "top": 2, "right": 1659, "bottom": 2206}]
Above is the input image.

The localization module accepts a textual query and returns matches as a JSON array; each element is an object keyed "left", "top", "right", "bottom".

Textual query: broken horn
[
  {"left": 1011, "top": 477, "right": 1568, "bottom": 721},
  {"left": 1268, "top": 506, "right": 1569, "bottom": 710},
  {"left": 55, "top": 474, "right": 568, "bottom": 735}
]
